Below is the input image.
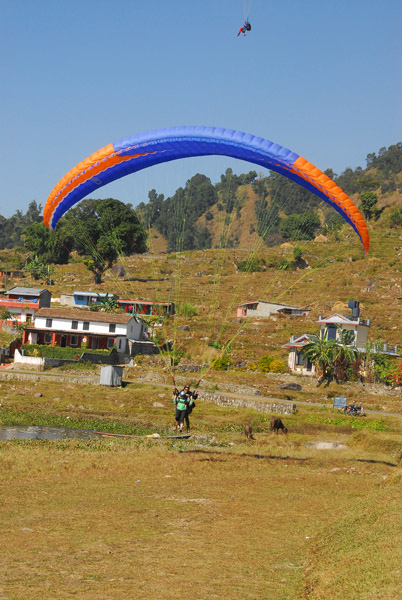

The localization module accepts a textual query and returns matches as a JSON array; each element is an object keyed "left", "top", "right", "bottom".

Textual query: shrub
[
  {"left": 237, "top": 256, "right": 266, "bottom": 272},
  {"left": 277, "top": 258, "right": 290, "bottom": 271},
  {"left": 211, "top": 355, "right": 231, "bottom": 371},
  {"left": 269, "top": 359, "right": 287, "bottom": 373},
  {"left": 21, "top": 344, "right": 112, "bottom": 359},
  {"left": 390, "top": 207, "right": 402, "bottom": 228},
  {"left": 257, "top": 355, "right": 274, "bottom": 373},
  {"left": 389, "top": 359, "right": 402, "bottom": 387},
  {"left": 373, "top": 353, "right": 393, "bottom": 384},
  {"left": 177, "top": 302, "right": 197, "bottom": 317}
]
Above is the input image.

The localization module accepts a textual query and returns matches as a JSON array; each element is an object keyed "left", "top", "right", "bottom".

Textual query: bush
[
  {"left": 390, "top": 207, "right": 402, "bottom": 228},
  {"left": 22, "top": 344, "right": 113, "bottom": 359},
  {"left": 373, "top": 353, "right": 393, "bottom": 384},
  {"left": 237, "top": 257, "right": 266, "bottom": 272},
  {"left": 269, "top": 359, "right": 287, "bottom": 373},
  {"left": 177, "top": 302, "right": 197, "bottom": 317},
  {"left": 211, "top": 355, "right": 231, "bottom": 371},
  {"left": 277, "top": 258, "right": 290, "bottom": 271},
  {"left": 388, "top": 359, "right": 402, "bottom": 387},
  {"left": 257, "top": 355, "right": 274, "bottom": 373}
]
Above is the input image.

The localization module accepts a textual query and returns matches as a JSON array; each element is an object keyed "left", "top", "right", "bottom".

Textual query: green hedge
[{"left": 21, "top": 344, "right": 114, "bottom": 359}]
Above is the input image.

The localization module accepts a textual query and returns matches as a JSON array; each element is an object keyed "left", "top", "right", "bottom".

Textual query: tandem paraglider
[
  {"left": 237, "top": 20, "right": 251, "bottom": 36},
  {"left": 43, "top": 126, "right": 369, "bottom": 254}
]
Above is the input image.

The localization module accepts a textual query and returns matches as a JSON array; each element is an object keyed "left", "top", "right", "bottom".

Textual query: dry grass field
[{"left": 1, "top": 380, "right": 401, "bottom": 599}]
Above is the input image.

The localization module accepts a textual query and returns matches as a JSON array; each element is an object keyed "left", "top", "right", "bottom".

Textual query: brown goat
[
  {"left": 244, "top": 424, "right": 255, "bottom": 439},
  {"left": 270, "top": 417, "right": 288, "bottom": 434}
]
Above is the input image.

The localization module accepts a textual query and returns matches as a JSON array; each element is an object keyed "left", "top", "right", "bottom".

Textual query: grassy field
[
  {"left": 0, "top": 197, "right": 402, "bottom": 597},
  {"left": 1, "top": 380, "right": 401, "bottom": 599}
]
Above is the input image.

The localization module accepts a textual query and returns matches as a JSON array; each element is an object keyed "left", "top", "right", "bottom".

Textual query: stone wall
[
  {"left": 134, "top": 372, "right": 296, "bottom": 415},
  {"left": 0, "top": 370, "right": 97, "bottom": 385},
  {"left": 199, "top": 390, "right": 296, "bottom": 415},
  {"left": 14, "top": 348, "right": 119, "bottom": 368},
  {"left": 130, "top": 340, "right": 159, "bottom": 356}
]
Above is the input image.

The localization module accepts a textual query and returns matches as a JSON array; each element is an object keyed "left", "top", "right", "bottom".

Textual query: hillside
[
  {"left": 1, "top": 142, "right": 401, "bottom": 402},
  {"left": 135, "top": 142, "right": 402, "bottom": 253},
  {"left": 2, "top": 202, "right": 401, "bottom": 375}
]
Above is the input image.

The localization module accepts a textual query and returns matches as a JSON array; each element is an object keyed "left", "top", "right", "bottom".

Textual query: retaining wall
[
  {"left": 0, "top": 370, "right": 97, "bottom": 385},
  {"left": 199, "top": 390, "right": 296, "bottom": 415},
  {"left": 14, "top": 349, "right": 45, "bottom": 370},
  {"left": 134, "top": 373, "right": 295, "bottom": 415}
]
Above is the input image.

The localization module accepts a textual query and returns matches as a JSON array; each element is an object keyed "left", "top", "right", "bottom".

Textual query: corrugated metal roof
[
  {"left": 74, "top": 291, "right": 115, "bottom": 297},
  {"left": 237, "top": 300, "right": 305, "bottom": 310},
  {"left": 5, "top": 287, "right": 48, "bottom": 296}
]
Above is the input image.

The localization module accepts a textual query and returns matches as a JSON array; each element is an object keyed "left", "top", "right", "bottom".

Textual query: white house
[
  {"left": 237, "top": 300, "right": 309, "bottom": 318},
  {"left": 282, "top": 334, "right": 318, "bottom": 376},
  {"left": 317, "top": 313, "right": 370, "bottom": 350},
  {"left": 283, "top": 309, "right": 400, "bottom": 376},
  {"left": 22, "top": 307, "right": 148, "bottom": 353}
]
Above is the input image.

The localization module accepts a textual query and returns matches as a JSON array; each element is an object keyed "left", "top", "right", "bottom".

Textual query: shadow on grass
[
  {"left": 185, "top": 449, "right": 310, "bottom": 462},
  {"left": 353, "top": 458, "right": 398, "bottom": 467}
]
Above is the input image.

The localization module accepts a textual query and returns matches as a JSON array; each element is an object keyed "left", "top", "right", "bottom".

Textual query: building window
[
  {"left": 296, "top": 350, "right": 304, "bottom": 366},
  {"left": 107, "top": 338, "right": 115, "bottom": 348},
  {"left": 71, "top": 335, "right": 78, "bottom": 346},
  {"left": 72, "top": 320, "right": 78, "bottom": 330},
  {"left": 46, "top": 318, "right": 52, "bottom": 327},
  {"left": 83, "top": 321, "right": 89, "bottom": 330},
  {"left": 109, "top": 323, "right": 116, "bottom": 333},
  {"left": 45, "top": 333, "right": 52, "bottom": 343}
]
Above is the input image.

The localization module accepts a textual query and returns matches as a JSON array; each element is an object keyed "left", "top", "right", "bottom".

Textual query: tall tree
[
  {"left": 360, "top": 191, "right": 378, "bottom": 221},
  {"left": 60, "top": 198, "right": 147, "bottom": 283},
  {"left": 23, "top": 222, "right": 72, "bottom": 264}
]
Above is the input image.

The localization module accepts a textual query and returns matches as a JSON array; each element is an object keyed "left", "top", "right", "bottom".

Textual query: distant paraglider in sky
[
  {"left": 237, "top": 19, "right": 251, "bottom": 36},
  {"left": 43, "top": 126, "right": 370, "bottom": 254}
]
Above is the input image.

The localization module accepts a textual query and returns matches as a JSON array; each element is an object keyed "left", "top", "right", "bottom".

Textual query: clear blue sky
[{"left": 1, "top": 0, "right": 401, "bottom": 218}]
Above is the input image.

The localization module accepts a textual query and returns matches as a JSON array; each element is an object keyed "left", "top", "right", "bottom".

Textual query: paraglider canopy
[{"left": 44, "top": 126, "right": 369, "bottom": 254}]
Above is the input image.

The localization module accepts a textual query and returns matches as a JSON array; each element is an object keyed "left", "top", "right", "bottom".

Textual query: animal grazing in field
[
  {"left": 244, "top": 424, "right": 255, "bottom": 439},
  {"left": 270, "top": 417, "right": 288, "bottom": 434}
]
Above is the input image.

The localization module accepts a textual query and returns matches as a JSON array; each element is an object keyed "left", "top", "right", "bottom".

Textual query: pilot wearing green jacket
[{"left": 173, "top": 388, "right": 189, "bottom": 433}]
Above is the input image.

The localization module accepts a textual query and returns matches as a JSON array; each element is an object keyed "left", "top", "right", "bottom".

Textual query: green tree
[
  {"left": 359, "top": 191, "right": 378, "bottom": 221},
  {"left": 280, "top": 212, "right": 321, "bottom": 241},
  {"left": 61, "top": 198, "right": 147, "bottom": 283},
  {"left": 303, "top": 332, "right": 337, "bottom": 386},
  {"left": 24, "top": 257, "right": 43, "bottom": 280},
  {"left": 90, "top": 294, "right": 120, "bottom": 313},
  {"left": 23, "top": 222, "right": 72, "bottom": 264},
  {"left": 0, "top": 201, "right": 42, "bottom": 250},
  {"left": 332, "top": 328, "right": 358, "bottom": 382}
]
